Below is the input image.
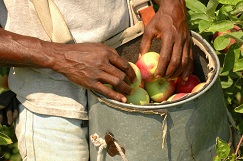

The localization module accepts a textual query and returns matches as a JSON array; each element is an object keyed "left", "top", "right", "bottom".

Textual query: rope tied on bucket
[
  {"left": 90, "top": 133, "right": 107, "bottom": 161},
  {"left": 96, "top": 97, "right": 169, "bottom": 150},
  {"left": 90, "top": 133, "right": 128, "bottom": 161},
  {"left": 161, "top": 114, "right": 168, "bottom": 149}
]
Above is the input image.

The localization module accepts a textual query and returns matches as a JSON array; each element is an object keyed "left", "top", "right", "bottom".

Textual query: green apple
[
  {"left": 145, "top": 78, "right": 175, "bottom": 102},
  {"left": 129, "top": 62, "right": 142, "bottom": 90},
  {"left": 135, "top": 52, "right": 160, "bottom": 82},
  {"left": 126, "top": 87, "right": 150, "bottom": 105},
  {"left": 104, "top": 84, "right": 113, "bottom": 89}
]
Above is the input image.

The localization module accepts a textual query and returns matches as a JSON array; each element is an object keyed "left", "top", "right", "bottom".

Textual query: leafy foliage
[{"left": 186, "top": 0, "right": 243, "bottom": 160}]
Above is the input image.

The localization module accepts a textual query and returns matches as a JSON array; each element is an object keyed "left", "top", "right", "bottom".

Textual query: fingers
[
  {"left": 145, "top": 30, "right": 193, "bottom": 80},
  {"left": 96, "top": 71, "right": 133, "bottom": 96},
  {"left": 140, "top": 28, "right": 154, "bottom": 55},
  {"left": 93, "top": 82, "right": 127, "bottom": 103},
  {"left": 108, "top": 54, "right": 136, "bottom": 85},
  {"left": 154, "top": 34, "right": 174, "bottom": 78},
  {"left": 181, "top": 39, "right": 194, "bottom": 80}
]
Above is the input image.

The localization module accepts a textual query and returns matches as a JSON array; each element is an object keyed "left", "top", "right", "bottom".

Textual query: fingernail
[
  {"left": 121, "top": 97, "right": 127, "bottom": 103},
  {"left": 155, "top": 75, "right": 161, "bottom": 79},
  {"left": 183, "top": 77, "right": 188, "bottom": 81}
]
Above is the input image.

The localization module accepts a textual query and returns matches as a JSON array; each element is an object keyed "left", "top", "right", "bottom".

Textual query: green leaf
[
  {"left": 213, "top": 35, "right": 230, "bottom": 50},
  {"left": 231, "top": 1, "right": 243, "bottom": 15},
  {"left": 234, "top": 104, "right": 243, "bottom": 113},
  {"left": 234, "top": 58, "right": 243, "bottom": 72},
  {"left": 0, "top": 132, "right": 13, "bottom": 145},
  {"left": 199, "top": 20, "right": 212, "bottom": 33},
  {"left": 213, "top": 155, "right": 221, "bottom": 161},
  {"left": 188, "top": 13, "right": 210, "bottom": 21},
  {"left": 230, "top": 153, "right": 236, "bottom": 161},
  {"left": 218, "top": 0, "right": 242, "bottom": 5},
  {"left": 225, "top": 32, "right": 243, "bottom": 45},
  {"left": 206, "top": 20, "right": 234, "bottom": 33},
  {"left": 185, "top": 0, "right": 207, "bottom": 13},
  {"left": 215, "top": 137, "right": 231, "bottom": 159},
  {"left": 221, "top": 44, "right": 241, "bottom": 73},
  {"left": 206, "top": 0, "right": 219, "bottom": 17},
  {"left": 220, "top": 75, "right": 234, "bottom": 89},
  {"left": 216, "top": 5, "right": 234, "bottom": 21}
]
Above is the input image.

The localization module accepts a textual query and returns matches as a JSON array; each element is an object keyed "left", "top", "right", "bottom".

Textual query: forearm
[{"left": 0, "top": 28, "right": 56, "bottom": 68}]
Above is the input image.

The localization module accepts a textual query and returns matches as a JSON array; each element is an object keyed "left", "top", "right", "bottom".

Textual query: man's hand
[
  {"left": 0, "top": 28, "right": 136, "bottom": 102},
  {"left": 0, "top": 90, "right": 19, "bottom": 126},
  {"left": 140, "top": 0, "right": 194, "bottom": 80},
  {"left": 52, "top": 43, "right": 136, "bottom": 103}
]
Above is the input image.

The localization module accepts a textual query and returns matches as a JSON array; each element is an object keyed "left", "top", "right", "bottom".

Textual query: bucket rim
[{"left": 93, "top": 31, "right": 220, "bottom": 109}]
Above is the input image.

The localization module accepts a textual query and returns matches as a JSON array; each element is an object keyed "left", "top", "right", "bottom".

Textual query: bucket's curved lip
[{"left": 93, "top": 31, "right": 220, "bottom": 109}]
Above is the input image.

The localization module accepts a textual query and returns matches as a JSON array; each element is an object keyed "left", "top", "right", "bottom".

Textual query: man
[{"left": 0, "top": 0, "right": 193, "bottom": 160}]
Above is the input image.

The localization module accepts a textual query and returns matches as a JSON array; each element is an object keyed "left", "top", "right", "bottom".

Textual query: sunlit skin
[
  {"left": 0, "top": 28, "right": 137, "bottom": 103},
  {"left": 140, "top": 0, "right": 194, "bottom": 81},
  {"left": 0, "top": 0, "right": 192, "bottom": 102}
]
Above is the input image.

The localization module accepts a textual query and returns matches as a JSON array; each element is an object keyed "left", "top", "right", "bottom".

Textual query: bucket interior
[{"left": 94, "top": 31, "right": 220, "bottom": 109}]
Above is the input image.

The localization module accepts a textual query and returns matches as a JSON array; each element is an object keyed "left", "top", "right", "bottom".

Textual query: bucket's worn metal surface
[{"left": 88, "top": 31, "right": 230, "bottom": 161}]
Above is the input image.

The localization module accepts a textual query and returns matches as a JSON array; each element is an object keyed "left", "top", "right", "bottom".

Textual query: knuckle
[
  {"left": 113, "top": 78, "right": 123, "bottom": 87},
  {"left": 170, "top": 58, "right": 180, "bottom": 68},
  {"left": 119, "top": 73, "right": 127, "bottom": 81}
]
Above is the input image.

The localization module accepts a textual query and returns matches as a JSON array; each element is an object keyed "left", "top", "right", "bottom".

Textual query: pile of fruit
[{"left": 126, "top": 52, "right": 206, "bottom": 105}]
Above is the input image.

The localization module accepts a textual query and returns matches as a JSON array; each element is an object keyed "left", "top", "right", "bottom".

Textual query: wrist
[{"left": 40, "top": 41, "right": 69, "bottom": 72}]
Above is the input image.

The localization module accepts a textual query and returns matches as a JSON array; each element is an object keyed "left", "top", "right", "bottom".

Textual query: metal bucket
[{"left": 88, "top": 31, "right": 230, "bottom": 161}]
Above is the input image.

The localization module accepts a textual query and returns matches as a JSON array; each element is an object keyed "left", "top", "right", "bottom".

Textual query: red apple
[
  {"left": 144, "top": 78, "right": 175, "bottom": 102},
  {"left": 128, "top": 62, "right": 142, "bottom": 90},
  {"left": 126, "top": 87, "right": 150, "bottom": 105},
  {"left": 191, "top": 82, "right": 206, "bottom": 93},
  {"left": 136, "top": 52, "right": 160, "bottom": 82},
  {"left": 213, "top": 25, "right": 241, "bottom": 53},
  {"left": 175, "top": 74, "right": 200, "bottom": 93},
  {"left": 167, "top": 93, "right": 188, "bottom": 101}
]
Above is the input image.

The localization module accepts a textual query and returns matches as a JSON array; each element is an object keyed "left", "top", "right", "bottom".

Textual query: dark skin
[
  {"left": 0, "top": 28, "right": 135, "bottom": 103},
  {"left": 140, "top": 0, "right": 193, "bottom": 80},
  {"left": 0, "top": 0, "right": 192, "bottom": 106}
]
